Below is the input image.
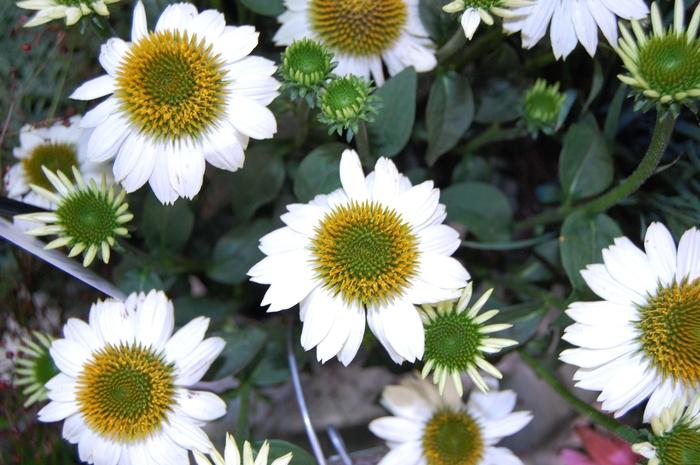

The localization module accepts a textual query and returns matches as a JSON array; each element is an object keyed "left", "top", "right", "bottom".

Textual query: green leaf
[
  {"left": 560, "top": 211, "right": 622, "bottom": 289},
  {"left": 604, "top": 83, "right": 628, "bottom": 140},
  {"left": 582, "top": 59, "right": 604, "bottom": 112},
  {"left": 559, "top": 116, "right": 613, "bottom": 202},
  {"left": 140, "top": 194, "right": 194, "bottom": 252},
  {"left": 116, "top": 269, "right": 171, "bottom": 294},
  {"left": 442, "top": 182, "right": 513, "bottom": 241},
  {"left": 240, "top": 0, "right": 284, "bottom": 16},
  {"left": 367, "top": 67, "right": 417, "bottom": 157},
  {"left": 253, "top": 440, "right": 316, "bottom": 465},
  {"left": 418, "top": 0, "right": 457, "bottom": 43},
  {"left": 293, "top": 143, "right": 346, "bottom": 202},
  {"left": 207, "top": 219, "right": 275, "bottom": 285},
  {"left": 474, "top": 79, "right": 521, "bottom": 124},
  {"left": 425, "top": 71, "right": 475, "bottom": 165},
  {"left": 172, "top": 297, "right": 230, "bottom": 326},
  {"left": 230, "top": 147, "right": 285, "bottom": 220},
  {"left": 212, "top": 326, "right": 267, "bottom": 378},
  {"left": 250, "top": 323, "right": 291, "bottom": 386}
]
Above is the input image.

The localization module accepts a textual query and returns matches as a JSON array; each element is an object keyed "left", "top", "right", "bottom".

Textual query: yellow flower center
[
  {"left": 309, "top": 0, "right": 407, "bottom": 56},
  {"left": 22, "top": 142, "right": 78, "bottom": 192},
  {"left": 638, "top": 279, "right": 700, "bottom": 384},
  {"left": 310, "top": 200, "right": 418, "bottom": 306},
  {"left": 422, "top": 410, "right": 483, "bottom": 465},
  {"left": 76, "top": 343, "right": 175, "bottom": 442},
  {"left": 115, "top": 30, "right": 228, "bottom": 141}
]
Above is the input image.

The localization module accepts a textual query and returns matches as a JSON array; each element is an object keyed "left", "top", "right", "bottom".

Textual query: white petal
[
  {"left": 135, "top": 290, "right": 175, "bottom": 351},
  {"left": 337, "top": 302, "right": 366, "bottom": 366},
  {"left": 50, "top": 339, "right": 89, "bottom": 378},
  {"left": 368, "top": 417, "right": 423, "bottom": 442},
  {"left": 228, "top": 96, "right": 277, "bottom": 139},
  {"left": 131, "top": 0, "right": 148, "bottom": 42},
  {"left": 164, "top": 316, "right": 209, "bottom": 364},
  {"left": 99, "top": 38, "right": 129, "bottom": 76},
  {"left": 70, "top": 75, "right": 115, "bottom": 100},
  {"left": 177, "top": 389, "right": 227, "bottom": 421},
  {"left": 676, "top": 227, "right": 700, "bottom": 283},
  {"left": 339, "top": 149, "right": 368, "bottom": 201},
  {"left": 38, "top": 400, "right": 79, "bottom": 422},
  {"left": 163, "top": 415, "right": 212, "bottom": 453},
  {"left": 174, "top": 336, "right": 226, "bottom": 386},
  {"left": 461, "top": 9, "right": 482, "bottom": 39},
  {"left": 644, "top": 222, "right": 677, "bottom": 287},
  {"left": 166, "top": 143, "right": 206, "bottom": 199}
]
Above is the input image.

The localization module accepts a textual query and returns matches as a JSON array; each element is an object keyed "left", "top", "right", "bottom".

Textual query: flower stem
[
  {"left": 236, "top": 382, "right": 251, "bottom": 442},
  {"left": 515, "top": 111, "right": 677, "bottom": 232},
  {"left": 519, "top": 349, "right": 643, "bottom": 444},
  {"left": 356, "top": 121, "right": 372, "bottom": 165},
  {"left": 437, "top": 28, "right": 467, "bottom": 63}
]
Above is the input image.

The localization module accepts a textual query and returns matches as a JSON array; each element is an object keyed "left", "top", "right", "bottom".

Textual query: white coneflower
[
  {"left": 370, "top": 374, "right": 532, "bottom": 465},
  {"left": 17, "top": 0, "right": 119, "bottom": 27},
  {"left": 194, "top": 433, "right": 293, "bottom": 465},
  {"left": 442, "top": 0, "right": 530, "bottom": 40},
  {"left": 633, "top": 397, "right": 700, "bottom": 465},
  {"left": 39, "top": 290, "right": 227, "bottom": 465},
  {"left": 14, "top": 331, "right": 57, "bottom": 407},
  {"left": 249, "top": 149, "right": 470, "bottom": 365},
  {"left": 616, "top": 0, "right": 700, "bottom": 109},
  {"left": 504, "top": 0, "right": 649, "bottom": 59},
  {"left": 560, "top": 222, "right": 700, "bottom": 422},
  {"left": 15, "top": 166, "right": 133, "bottom": 267},
  {"left": 421, "top": 283, "right": 517, "bottom": 396},
  {"left": 273, "top": 0, "right": 436, "bottom": 85},
  {"left": 4, "top": 116, "right": 110, "bottom": 211},
  {"left": 71, "top": 1, "right": 280, "bottom": 204}
]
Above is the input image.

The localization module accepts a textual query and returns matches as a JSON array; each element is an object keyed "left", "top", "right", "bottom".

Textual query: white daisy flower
[
  {"left": 560, "top": 222, "right": 700, "bottom": 422},
  {"left": 632, "top": 397, "right": 700, "bottom": 465},
  {"left": 442, "top": 0, "right": 531, "bottom": 40},
  {"left": 273, "top": 0, "right": 437, "bottom": 86},
  {"left": 194, "top": 433, "right": 293, "bottom": 465},
  {"left": 504, "top": 0, "right": 649, "bottom": 59},
  {"left": 369, "top": 374, "right": 532, "bottom": 465},
  {"left": 70, "top": 1, "right": 280, "bottom": 204},
  {"left": 4, "top": 116, "right": 111, "bottom": 211},
  {"left": 248, "top": 149, "right": 470, "bottom": 366},
  {"left": 38, "top": 290, "right": 227, "bottom": 465},
  {"left": 17, "top": 0, "right": 119, "bottom": 28}
]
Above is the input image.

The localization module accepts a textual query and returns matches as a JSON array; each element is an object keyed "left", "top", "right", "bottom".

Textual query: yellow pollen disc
[
  {"left": 638, "top": 279, "right": 700, "bottom": 384},
  {"left": 309, "top": 0, "right": 407, "bottom": 56},
  {"left": 76, "top": 343, "right": 175, "bottom": 442},
  {"left": 422, "top": 410, "right": 483, "bottom": 465},
  {"left": 310, "top": 200, "right": 418, "bottom": 306},
  {"left": 115, "top": 30, "right": 228, "bottom": 141},
  {"left": 23, "top": 142, "right": 78, "bottom": 191}
]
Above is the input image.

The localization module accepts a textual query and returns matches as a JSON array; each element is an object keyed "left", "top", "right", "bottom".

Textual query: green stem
[
  {"left": 294, "top": 98, "right": 310, "bottom": 149},
  {"left": 519, "top": 349, "right": 643, "bottom": 444},
  {"left": 356, "top": 121, "right": 372, "bottom": 165},
  {"left": 451, "top": 28, "right": 502, "bottom": 70},
  {"left": 515, "top": 112, "right": 677, "bottom": 232},
  {"left": 236, "top": 383, "right": 251, "bottom": 442},
  {"left": 459, "top": 124, "right": 525, "bottom": 154},
  {"left": 436, "top": 28, "right": 467, "bottom": 63}
]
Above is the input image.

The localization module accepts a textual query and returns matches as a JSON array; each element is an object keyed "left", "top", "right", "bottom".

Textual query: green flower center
[
  {"left": 311, "top": 200, "right": 418, "bottom": 305},
  {"left": 22, "top": 142, "right": 78, "bottom": 192},
  {"left": 524, "top": 84, "right": 563, "bottom": 126},
  {"left": 56, "top": 188, "right": 121, "bottom": 247},
  {"left": 637, "top": 279, "right": 700, "bottom": 384},
  {"left": 55, "top": 0, "right": 83, "bottom": 6},
  {"left": 283, "top": 39, "right": 333, "bottom": 87},
  {"left": 76, "top": 343, "right": 175, "bottom": 442},
  {"left": 319, "top": 76, "right": 371, "bottom": 125},
  {"left": 115, "top": 30, "right": 228, "bottom": 141},
  {"left": 309, "top": 0, "right": 407, "bottom": 56},
  {"left": 654, "top": 423, "right": 700, "bottom": 465},
  {"left": 424, "top": 312, "right": 483, "bottom": 371},
  {"left": 422, "top": 410, "right": 483, "bottom": 465},
  {"left": 32, "top": 347, "right": 59, "bottom": 387},
  {"left": 637, "top": 34, "right": 700, "bottom": 97},
  {"left": 464, "top": 0, "right": 502, "bottom": 8}
]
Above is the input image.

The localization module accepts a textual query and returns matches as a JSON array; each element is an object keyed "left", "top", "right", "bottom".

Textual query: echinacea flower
[
  {"left": 280, "top": 38, "right": 335, "bottom": 104},
  {"left": 194, "top": 433, "right": 293, "bottom": 465},
  {"left": 523, "top": 78, "right": 567, "bottom": 135},
  {"left": 248, "top": 149, "right": 470, "bottom": 365},
  {"left": 317, "top": 75, "right": 379, "bottom": 140},
  {"left": 421, "top": 283, "right": 517, "bottom": 396},
  {"left": 16, "top": 166, "right": 133, "bottom": 267},
  {"left": 70, "top": 1, "right": 280, "bottom": 204},
  {"left": 4, "top": 116, "right": 110, "bottom": 211},
  {"left": 632, "top": 397, "right": 700, "bottom": 465},
  {"left": 273, "top": 0, "right": 437, "bottom": 85},
  {"left": 504, "top": 0, "right": 649, "bottom": 60},
  {"left": 616, "top": 0, "right": 700, "bottom": 111},
  {"left": 369, "top": 374, "right": 532, "bottom": 465},
  {"left": 442, "top": 0, "right": 530, "bottom": 40},
  {"left": 560, "top": 222, "right": 700, "bottom": 422},
  {"left": 14, "top": 331, "right": 57, "bottom": 407},
  {"left": 38, "top": 290, "right": 227, "bottom": 465},
  {"left": 17, "top": 0, "right": 119, "bottom": 28}
]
